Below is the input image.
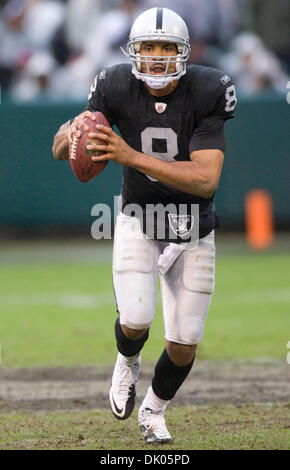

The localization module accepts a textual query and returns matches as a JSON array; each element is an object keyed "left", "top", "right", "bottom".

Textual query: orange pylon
[{"left": 245, "top": 190, "right": 274, "bottom": 250}]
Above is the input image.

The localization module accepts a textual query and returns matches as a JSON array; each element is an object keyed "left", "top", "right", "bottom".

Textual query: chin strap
[
  {"left": 132, "top": 69, "right": 174, "bottom": 89},
  {"left": 143, "top": 76, "right": 172, "bottom": 89}
]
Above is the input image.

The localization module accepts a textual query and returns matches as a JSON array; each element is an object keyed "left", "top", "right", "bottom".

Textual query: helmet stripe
[{"left": 156, "top": 7, "right": 163, "bottom": 30}]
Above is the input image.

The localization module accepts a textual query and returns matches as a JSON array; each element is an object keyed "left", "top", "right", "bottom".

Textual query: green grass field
[
  {"left": 1, "top": 404, "right": 289, "bottom": 450},
  {"left": 0, "top": 235, "right": 289, "bottom": 450},
  {"left": 0, "top": 236, "right": 289, "bottom": 366}
]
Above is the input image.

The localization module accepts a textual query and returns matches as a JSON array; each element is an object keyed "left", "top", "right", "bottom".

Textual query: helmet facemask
[{"left": 127, "top": 39, "right": 190, "bottom": 89}]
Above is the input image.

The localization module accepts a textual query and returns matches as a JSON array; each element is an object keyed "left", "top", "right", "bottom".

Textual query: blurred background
[{"left": 0, "top": 0, "right": 289, "bottom": 367}]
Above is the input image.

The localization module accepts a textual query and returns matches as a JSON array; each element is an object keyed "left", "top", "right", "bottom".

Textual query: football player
[{"left": 52, "top": 7, "right": 237, "bottom": 444}]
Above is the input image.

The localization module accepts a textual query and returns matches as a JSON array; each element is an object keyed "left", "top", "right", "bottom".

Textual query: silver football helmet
[{"left": 122, "top": 7, "right": 190, "bottom": 89}]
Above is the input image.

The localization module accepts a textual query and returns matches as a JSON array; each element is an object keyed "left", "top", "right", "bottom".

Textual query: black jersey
[{"left": 87, "top": 64, "right": 237, "bottom": 241}]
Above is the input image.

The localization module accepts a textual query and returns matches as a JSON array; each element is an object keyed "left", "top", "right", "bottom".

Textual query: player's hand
[
  {"left": 67, "top": 111, "right": 97, "bottom": 145},
  {"left": 86, "top": 125, "right": 137, "bottom": 167}
]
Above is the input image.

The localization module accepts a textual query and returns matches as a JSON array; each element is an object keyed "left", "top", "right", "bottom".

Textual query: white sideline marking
[
  {"left": 214, "top": 288, "right": 290, "bottom": 302},
  {"left": 1, "top": 293, "right": 115, "bottom": 308}
]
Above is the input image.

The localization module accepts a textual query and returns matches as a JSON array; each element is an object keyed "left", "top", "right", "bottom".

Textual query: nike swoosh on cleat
[{"left": 112, "top": 396, "right": 124, "bottom": 415}]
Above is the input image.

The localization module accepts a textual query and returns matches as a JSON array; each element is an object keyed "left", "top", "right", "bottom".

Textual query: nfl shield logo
[
  {"left": 168, "top": 214, "right": 194, "bottom": 239},
  {"left": 155, "top": 102, "right": 167, "bottom": 113}
]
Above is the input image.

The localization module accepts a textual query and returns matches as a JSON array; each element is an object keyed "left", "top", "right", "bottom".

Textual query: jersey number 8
[
  {"left": 225, "top": 85, "right": 237, "bottom": 112},
  {"left": 141, "top": 127, "right": 178, "bottom": 182}
]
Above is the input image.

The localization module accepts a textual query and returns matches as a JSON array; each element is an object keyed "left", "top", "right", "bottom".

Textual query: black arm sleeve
[
  {"left": 189, "top": 76, "right": 236, "bottom": 154},
  {"left": 85, "top": 72, "right": 114, "bottom": 125},
  {"left": 189, "top": 117, "right": 225, "bottom": 153}
]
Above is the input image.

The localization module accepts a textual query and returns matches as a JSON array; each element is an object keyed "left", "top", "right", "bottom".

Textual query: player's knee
[
  {"left": 166, "top": 341, "right": 197, "bottom": 367},
  {"left": 176, "top": 320, "right": 205, "bottom": 346},
  {"left": 121, "top": 325, "right": 148, "bottom": 340},
  {"left": 121, "top": 299, "right": 155, "bottom": 330}
]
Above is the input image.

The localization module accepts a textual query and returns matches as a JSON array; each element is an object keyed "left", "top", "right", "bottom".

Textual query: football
[{"left": 69, "top": 111, "right": 110, "bottom": 183}]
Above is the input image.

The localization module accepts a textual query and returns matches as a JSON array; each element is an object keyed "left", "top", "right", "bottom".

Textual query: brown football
[{"left": 69, "top": 111, "right": 110, "bottom": 183}]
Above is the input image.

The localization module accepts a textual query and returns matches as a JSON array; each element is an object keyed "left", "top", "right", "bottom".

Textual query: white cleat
[
  {"left": 109, "top": 352, "right": 141, "bottom": 420},
  {"left": 138, "top": 403, "right": 172, "bottom": 444}
]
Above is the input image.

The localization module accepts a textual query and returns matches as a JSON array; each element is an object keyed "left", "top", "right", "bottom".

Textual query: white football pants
[{"left": 112, "top": 212, "right": 215, "bottom": 345}]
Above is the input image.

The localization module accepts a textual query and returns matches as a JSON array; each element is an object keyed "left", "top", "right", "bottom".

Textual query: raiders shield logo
[
  {"left": 155, "top": 102, "right": 167, "bottom": 113},
  {"left": 168, "top": 214, "right": 194, "bottom": 239}
]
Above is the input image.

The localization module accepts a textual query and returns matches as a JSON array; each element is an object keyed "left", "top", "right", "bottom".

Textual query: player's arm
[
  {"left": 52, "top": 111, "right": 97, "bottom": 161},
  {"left": 52, "top": 120, "right": 70, "bottom": 160},
  {"left": 87, "top": 126, "right": 224, "bottom": 198},
  {"left": 132, "top": 148, "right": 224, "bottom": 198}
]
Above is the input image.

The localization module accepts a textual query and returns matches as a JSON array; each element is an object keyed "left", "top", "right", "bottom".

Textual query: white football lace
[{"left": 70, "top": 135, "right": 79, "bottom": 160}]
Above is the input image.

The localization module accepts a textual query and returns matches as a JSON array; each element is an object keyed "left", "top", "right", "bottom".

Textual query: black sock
[
  {"left": 152, "top": 348, "right": 195, "bottom": 401},
  {"left": 114, "top": 317, "right": 149, "bottom": 357}
]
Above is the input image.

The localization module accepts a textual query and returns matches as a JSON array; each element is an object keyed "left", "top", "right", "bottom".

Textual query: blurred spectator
[
  {"left": 214, "top": 0, "right": 251, "bottom": 46},
  {"left": 50, "top": 21, "right": 72, "bottom": 66},
  {"left": 218, "top": 32, "right": 289, "bottom": 96},
  {"left": 10, "top": 50, "right": 56, "bottom": 101},
  {"left": 23, "top": 0, "right": 65, "bottom": 50},
  {"left": 0, "top": 0, "right": 32, "bottom": 89},
  {"left": 50, "top": 52, "right": 96, "bottom": 102},
  {"left": 65, "top": 0, "right": 101, "bottom": 52},
  {"left": 251, "top": 0, "right": 290, "bottom": 72},
  {"left": 84, "top": 0, "right": 142, "bottom": 73},
  {"left": 0, "top": 0, "right": 65, "bottom": 92}
]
